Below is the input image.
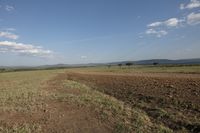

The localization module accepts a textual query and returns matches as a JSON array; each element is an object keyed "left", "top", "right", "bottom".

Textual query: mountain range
[{"left": 1, "top": 58, "right": 200, "bottom": 69}]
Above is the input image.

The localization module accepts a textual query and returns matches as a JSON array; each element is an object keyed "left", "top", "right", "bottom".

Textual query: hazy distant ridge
[{"left": 1, "top": 58, "right": 200, "bottom": 69}]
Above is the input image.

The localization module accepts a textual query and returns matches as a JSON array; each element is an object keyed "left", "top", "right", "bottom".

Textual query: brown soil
[
  {"left": 2, "top": 71, "right": 200, "bottom": 132},
  {"left": 0, "top": 104, "right": 111, "bottom": 133},
  {"left": 66, "top": 72, "right": 200, "bottom": 133}
]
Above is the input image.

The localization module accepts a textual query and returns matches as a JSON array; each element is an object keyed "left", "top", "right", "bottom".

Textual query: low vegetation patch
[
  {"left": 68, "top": 65, "right": 200, "bottom": 74},
  {"left": 53, "top": 79, "right": 172, "bottom": 133},
  {"left": 1, "top": 67, "right": 199, "bottom": 132}
]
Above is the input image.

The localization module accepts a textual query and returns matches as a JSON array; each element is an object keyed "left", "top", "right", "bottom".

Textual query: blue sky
[{"left": 0, "top": 0, "right": 200, "bottom": 66}]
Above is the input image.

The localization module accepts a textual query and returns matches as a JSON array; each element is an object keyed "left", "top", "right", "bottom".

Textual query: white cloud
[
  {"left": 146, "top": 1, "right": 200, "bottom": 38},
  {"left": 5, "top": 28, "right": 16, "bottom": 31},
  {"left": 146, "top": 18, "right": 181, "bottom": 37},
  {"left": 0, "top": 41, "right": 54, "bottom": 58},
  {"left": 187, "top": 12, "right": 200, "bottom": 25},
  {"left": 5, "top": 5, "right": 14, "bottom": 11},
  {"left": 180, "top": 0, "right": 200, "bottom": 10},
  {"left": 148, "top": 22, "right": 162, "bottom": 27},
  {"left": 81, "top": 56, "right": 87, "bottom": 59},
  {"left": 146, "top": 18, "right": 183, "bottom": 37},
  {"left": 180, "top": 4, "right": 185, "bottom": 10},
  {"left": 165, "top": 18, "right": 180, "bottom": 27},
  {"left": 0, "top": 31, "right": 19, "bottom": 40},
  {"left": 146, "top": 29, "right": 168, "bottom": 37},
  {"left": 148, "top": 18, "right": 181, "bottom": 28}
]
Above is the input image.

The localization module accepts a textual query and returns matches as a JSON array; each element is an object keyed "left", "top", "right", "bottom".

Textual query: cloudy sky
[{"left": 0, "top": 0, "right": 200, "bottom": 66}]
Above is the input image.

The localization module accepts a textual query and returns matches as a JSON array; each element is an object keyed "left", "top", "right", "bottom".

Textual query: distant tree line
[
  {"left": 153, "top": 62, "right": 159, "bottom": 65},
  {"left": 0, "top": 68, "right": 6, "bottom": 72},
  {"left": 115, "top": 62, "right": 134, "bottom": 68}
]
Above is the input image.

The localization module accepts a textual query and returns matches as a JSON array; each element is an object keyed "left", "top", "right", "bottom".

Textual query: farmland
[{"left": 0, "top": 65, "right": 200, "bottom": 132}]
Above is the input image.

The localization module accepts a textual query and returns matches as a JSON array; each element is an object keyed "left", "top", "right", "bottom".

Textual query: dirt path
[{"left": 41, "top": 73, "right": 112, "bottom": 133}]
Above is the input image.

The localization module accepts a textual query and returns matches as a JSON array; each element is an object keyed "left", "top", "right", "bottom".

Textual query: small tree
[
  {"left": 118, "top": 63, "right": 122, "bottom": 68},
  {"left": 107, "top": 65, "right": 111, "bottom": 68},
  {"left": 125, "top": 62, "right": 133, "bottom": 68},
  {"left": 153, "top": 62, "right": 158, "bottom": 65},
  {"left": 0, "top": 68, "right": 5, "bottom": 72}
]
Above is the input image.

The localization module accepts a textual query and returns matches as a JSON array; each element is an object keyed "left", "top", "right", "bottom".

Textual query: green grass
[
  {"left": 0, "top": 123, "right": 42, "bottom": 133},
  {"left": 0, "top": 69, "right": 66, "bottom": 112},
  {"left": 0, "top": 70, "right": 63, "bottom": 111},
  {"left": 0, "top": 69, "right": 66, "bottom": 132}
]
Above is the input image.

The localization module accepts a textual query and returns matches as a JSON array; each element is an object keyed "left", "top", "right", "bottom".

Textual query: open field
[
  {"left": 67, "top": 65, "right": 200, "bottom": 74},
  {"left": 0, "top": 65, "right": 200, "bottom": 132}
]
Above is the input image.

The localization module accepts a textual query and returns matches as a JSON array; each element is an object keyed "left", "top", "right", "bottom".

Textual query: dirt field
[
  {"left": 0, "top": 67, "right": 200, "bottom": 133},
  {"left": 66, "top": 71, "right": 200, "bottom": 133}
]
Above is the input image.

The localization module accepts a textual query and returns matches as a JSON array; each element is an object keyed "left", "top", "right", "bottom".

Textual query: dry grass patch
[{"left": 53, "top": 80, "right": 172, "bottom": 133}]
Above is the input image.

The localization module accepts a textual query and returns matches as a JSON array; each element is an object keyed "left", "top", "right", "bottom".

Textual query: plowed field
[{"left": 66, "top": 72, "right": 200, "bottom": 132}]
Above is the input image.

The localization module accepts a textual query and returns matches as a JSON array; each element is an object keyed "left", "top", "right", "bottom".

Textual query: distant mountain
[
  {"left": 1, "top": 58, "right": 200, "bottom": 69},
  {"left": 109, "top": 58, "right": 200, "bottom": 65},
  {"left": 39, "top": 58, "right": 200, "bottom": 68}
]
